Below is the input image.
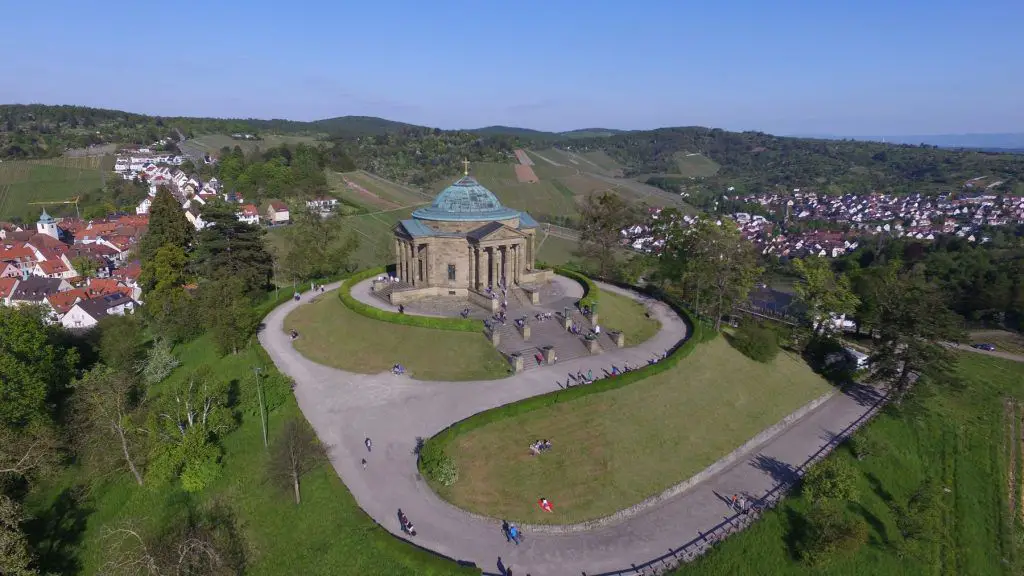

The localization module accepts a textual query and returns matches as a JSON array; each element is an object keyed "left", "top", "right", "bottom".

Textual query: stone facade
[{"left": 390, "top": 174, "right": 547, "bottom": 304}]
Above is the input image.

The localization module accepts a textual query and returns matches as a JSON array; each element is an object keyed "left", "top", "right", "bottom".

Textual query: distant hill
[
  {"left": 308, "top": 115, "right": 422, "bottom": 136},
  {"left": 799, "top": 132, "right": 1024, "bottom": 151},
  {"left": 471, "top": 125, "right": 559, "bottom": 139},
  {"left": 559, "top": 128, "right": 628, "bottom": 138}
]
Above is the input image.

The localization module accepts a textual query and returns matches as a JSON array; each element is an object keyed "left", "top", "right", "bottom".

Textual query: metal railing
[{"left": 480, "top": 387, "right": 889, "bottom": 576}]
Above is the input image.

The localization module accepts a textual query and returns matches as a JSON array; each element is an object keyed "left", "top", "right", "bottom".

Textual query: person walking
[
  {"left": 509, "top": 524, "right": 520, "bottom": 545},
  {"left": 361, "top": 458, "right": 367, "bottom": 470},
  {"left": 365, "top": 437, "right": 372, "bottom": 452},
  {"left": 501, "top": 520, "right": 511, "bottom": 542},
  {"left": 731, "top": 494, "right": 738, "bottom": 510}
]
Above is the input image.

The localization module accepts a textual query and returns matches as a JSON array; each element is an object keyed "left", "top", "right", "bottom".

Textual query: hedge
[
  {"left": 554, "top": 267, "right": 599, "bottom": 311},
  {"left": 419, "top": 292, "right": 717, "bottom": 483},
  {"left": 337, "top": 267, "right": 485, "bottom": 332},
  {"left": 254, "top": 270, "right": 352, "bottom": 317}
]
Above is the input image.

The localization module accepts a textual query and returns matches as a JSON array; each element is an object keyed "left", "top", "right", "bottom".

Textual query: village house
[
  {"left": 306, "top": 196, "right": 339, "bottom": 214},
  {"left": 237, "top": 204, "right": 260, "bottom": 225},
  {"left": 9, "top": 276, "right": 71, "bottom": 307},
  {"left": 266, "top": 201, "right": 290, "bottom": 225},
  {"left": 60, "top": 292, "right": 136, "bottom": 330}
]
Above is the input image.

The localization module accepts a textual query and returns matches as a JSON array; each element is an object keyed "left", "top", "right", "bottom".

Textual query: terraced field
[
  {"left": 0, "top": 156, "right": 109, "bottom": 220},
  {"left": 328, "top": 170, "right": 431, "bottom": 211}
]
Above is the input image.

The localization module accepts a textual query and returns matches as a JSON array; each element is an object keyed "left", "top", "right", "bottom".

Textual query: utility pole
[{"left": 252, "top": 366, "right": 268, "bottom": 448}]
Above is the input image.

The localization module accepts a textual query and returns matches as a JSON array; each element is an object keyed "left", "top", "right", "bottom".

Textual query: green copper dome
[{"left": 412, "top": 176, "right": 520, "bottom": 222}]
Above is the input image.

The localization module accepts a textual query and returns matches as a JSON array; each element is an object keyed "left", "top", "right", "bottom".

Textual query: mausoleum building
[{"left": 388, "top": 168, "right": 550, "bottom": 305}]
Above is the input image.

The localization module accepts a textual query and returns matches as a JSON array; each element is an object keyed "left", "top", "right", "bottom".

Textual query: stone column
[
  {"left": 401, "top": 240, "right": 408, "bottom": 282},
  {"left": 423, "top": 243, "right": 430, "bottom": 286},
  {"left": 502, "top": 245, "right": 510, "bottom": 287},
  {"left": 394, "top": 238, "right": 400, "bottom": 278},
  {"left": 490, "top": 246, "right": 498, "bottom": 288},
  {"left": 409, "top": 242, "right": 417, "bottom": 287},
  {"left": 513, "top": 244, "right": 520, "bottom": 283}
]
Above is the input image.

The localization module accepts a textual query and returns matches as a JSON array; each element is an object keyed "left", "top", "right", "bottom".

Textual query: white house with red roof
[{"left": 237, "top": 204, "right": 260, "bottom": 225}]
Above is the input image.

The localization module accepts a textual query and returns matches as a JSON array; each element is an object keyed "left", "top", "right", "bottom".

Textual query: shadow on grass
[
  {"left": 866, "top": 472, "right": 894, "bottom": 504},
  {"left": 783, "top": 506, "right": 808, "bottom": 561},
  {"left": 23, "top": 485, "right": 92, "bottom": 574},
  {"left": 850, "top": 501, "right": 891, "bottom": 548}
]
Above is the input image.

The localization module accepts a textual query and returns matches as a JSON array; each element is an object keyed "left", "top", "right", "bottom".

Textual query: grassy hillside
[
  {"left": 23, "top": 332, "right": 476, "bottom": 576},
  {"left": 673, "top": 152, "right": 721, "bottom": 177},
  {"left": 0, "top": 156, "right": 109, "bottom": 220},
  {"left": 186, "top": 133, "right": 326, "bottom": 155},
  {"left": 675, "top": 352, "right": 1024, "bottom": 576}
]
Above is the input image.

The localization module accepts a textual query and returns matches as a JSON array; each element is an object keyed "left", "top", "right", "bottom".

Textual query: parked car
[{"left": 971, "top": 343, "right": 996, "bottom": 351}]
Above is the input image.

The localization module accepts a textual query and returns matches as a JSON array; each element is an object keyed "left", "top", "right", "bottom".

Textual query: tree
[
  {"left": 0, "top": 424, "right": 59, "bottom": 480},
  {"left": 802, "top": 458, "right": 859, "bottom": 503},
  {"left": 74, "top": 365, "right": 146, "bottom": 485},
  {"left": 98, "top": 315, "right": 146, "bottom": 376},
  {"left": 866, "top": 265, "right": 965, "bottom": 401},
  {"left": 138, "top": 188, "right": 192, "bottom": 267},
  {"left": 578, "top": 192, "right": 638, "bottom": 278},
  {"left": 100, "top": 503, "right": 246, "bottom": 576},
  {"left": 277, "top": 210, "right": 358, "bottom": 283},
  {"left": 0, "top": 495, "right": 38, "bottom": 576},
  {"left": 0, "top": 306, "right": 78, "bottom": 429},
  {"left": 141, "top": 339, "right": 180, "bottom": 386},
  {"left": 70, "top": 255, "right": 100, "bottom": 278},
  {"left": 203, "top": 279, "right": 259, "bottom": 355},
  {"left": 148, "top": 368, "right": 233, "bottom": 492},
  {"left": 191, "top": 201, "right": 273, "bottom": 294},
  {"left": 792, "top": 257, "right": 860, "bottom": 336},
  {"left": 267, "top": 418, "right": 328, "bottom": 504},
  {"left": 143, "top": 245, "right": 200, "bottom": 343},
  {"left": 730, "top": 322, "right": 779, "bottom": 363},
  {"left": 797, "top": 500, "right": 868, "bottom": 565},
  {"left": 660, "top": 217, "right": 762, "bottom": 330}
]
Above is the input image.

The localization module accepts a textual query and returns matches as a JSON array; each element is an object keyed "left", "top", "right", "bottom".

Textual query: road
[{"left": 259, "top": 281, "right": 883, "bottom": 576}]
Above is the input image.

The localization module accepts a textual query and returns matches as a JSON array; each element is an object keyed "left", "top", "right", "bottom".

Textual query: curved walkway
[{"left": 260, "top": 281, "right": 880, "bottom": 576}]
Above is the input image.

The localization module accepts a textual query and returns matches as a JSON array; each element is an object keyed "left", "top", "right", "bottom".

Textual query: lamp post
[{"left": 252, "top": 366, "right": 268, "bottom": 448}]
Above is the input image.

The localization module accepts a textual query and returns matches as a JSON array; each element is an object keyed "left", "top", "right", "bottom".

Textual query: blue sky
[{"left": 1, "top": 0, "right": 1021, "bottom": 135}]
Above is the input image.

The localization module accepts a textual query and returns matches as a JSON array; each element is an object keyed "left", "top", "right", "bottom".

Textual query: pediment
[{"left": 467, "top": 222, "right": 525, "bottom": 243}]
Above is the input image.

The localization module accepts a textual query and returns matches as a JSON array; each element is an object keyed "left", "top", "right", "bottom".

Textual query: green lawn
[
  {"left": 284, "top": 291, "right": 509, "bottom": 381},
  {"left": 432, "top": 337, "right": 832, "bottom": 524},
  {"left": 596, "top": 289, "right": 660, "bottom": 345},
  {"left": 674, "top": 352, "right": 1024, "bottom": 575},
  {"left": 535, "top": 232, "right": 582, "bottom": 266},
  {"left": 23, "top": 334, "right": 476, "bottom": 576}
]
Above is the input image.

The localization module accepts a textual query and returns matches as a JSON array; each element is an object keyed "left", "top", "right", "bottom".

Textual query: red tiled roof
[
  {"left": 268, "top": 201, "right": 287, "bottom": 211},
  {"left": 0, "top": 242, "right": 34, "bottom": 261},
  {"left": 0, "top": 277, "right": 17, "bottom": 299},
  {"left": 86, "top": 278, "right": 127, "bottom": 297},
  {"left": 37, "top": 260, "right": 68, "bottom": 275},
  {"left": 111, "top": 261, "right": 141, "bottom": 282},
  {"left": 46, "top": 288, "right": 87, "bottom": 314}
]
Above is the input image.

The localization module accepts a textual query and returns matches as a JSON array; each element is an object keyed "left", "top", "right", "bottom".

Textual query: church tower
[{"left": 36, "top": 209, "right": 59, "bottom": 239}]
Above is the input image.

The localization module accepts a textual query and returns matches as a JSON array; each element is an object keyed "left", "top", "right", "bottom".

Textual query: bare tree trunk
[
  {"left": 714, "top": 289, "right": 724, "bottom": 331},
  {"left": 116, "top": 424, "right": 144, "bottom": 486},
  {"left": 292, "top": 471, "right": 301, "bottom": 504}
]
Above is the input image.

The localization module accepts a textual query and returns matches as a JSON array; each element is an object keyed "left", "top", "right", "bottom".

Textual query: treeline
[
  {"left": 833, "top": 230, "right": 1024, "bottom": 330},
  {"left": 330, "top": 128, "right": 525, "bottom": 185},
  {"left": 564, "top": 127, "right": 1024, "bottom": 195},
  {"left": 212, "top": 143, "right": 355, "bottom": 205}
]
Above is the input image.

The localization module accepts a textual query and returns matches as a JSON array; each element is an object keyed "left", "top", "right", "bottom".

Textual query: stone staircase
[
  {"left": 492, "top": 312, "right": 598, "bottom": 372},
  {"left": 371, "top": 281, "right": 413, "bottom": 304}
]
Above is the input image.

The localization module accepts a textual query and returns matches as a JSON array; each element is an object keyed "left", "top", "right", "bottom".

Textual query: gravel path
[{"left": 259, "top": 281, "right": 881, "bottom": 576}]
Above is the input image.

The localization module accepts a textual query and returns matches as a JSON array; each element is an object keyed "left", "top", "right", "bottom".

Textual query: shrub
[
  {"left": 338, "top": 267, "right": 483, "bottom": 332},
  {"left": 845, "top": 433, "right": 878, "bottom": 461},
  {"left": 802, "top": 458, "right": 859, "bottom": 503},
  {"left": 730, "top": 322, "right": 780, "bottom": 363},
  {"left": 797, "top": 500, "right": 868, "bottom": 565},
  {"left": 555, "top": 268, "right": 599, "bottom": 311},
  {"left": 419, "top": 441, "right": 459, "bottom": 487}
]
